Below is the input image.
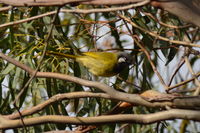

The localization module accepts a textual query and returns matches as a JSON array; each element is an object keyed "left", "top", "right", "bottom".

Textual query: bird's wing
[
  {"left": 76, "top": 52, "right": 118, "bottom": 76},
  {"left": 82, "top": 52, "right": 117, "bottom": 61}
]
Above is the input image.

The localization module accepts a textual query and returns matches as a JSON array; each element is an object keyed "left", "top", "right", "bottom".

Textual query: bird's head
[{"left": 114, "top": 52, "right": 133, "bottom": 73}]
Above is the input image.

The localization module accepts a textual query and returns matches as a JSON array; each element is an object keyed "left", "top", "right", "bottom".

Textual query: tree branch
[
  {"left": 1, "top": 0, "right": 199, "bottom": 27},
  {"left": 1, "top": 90, "right": 199, "bottom": 120},
  {"left": 151, "top": 0, "right": 200, "bottom": 27},
  {"left": 1, "top": 52, "right": 200, "bottom": 110},
  {"left": 0, "top": 0, "right": 88, "bottom": 6},
  {"left": 0, "top": 52, "right": 155, "bottom": 107},
  {"left": 0, "top": 0, "right": 147, "bottom": 6},
  {"left": 4, "top": 92, "right": 112, "bottom": 119},
  {"left": 0, "top": 1, "right": 149, "bottom": 29},
  {"left": 118, "top": 14, "right": 200, "bottom": 48},
  {"left": 1, "top": 109, "right": 200, "bottom": 129}
]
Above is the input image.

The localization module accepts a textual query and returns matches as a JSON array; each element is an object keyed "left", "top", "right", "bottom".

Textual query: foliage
[{"left": 0, "top": 4, "right": 200, "bottom": 132}]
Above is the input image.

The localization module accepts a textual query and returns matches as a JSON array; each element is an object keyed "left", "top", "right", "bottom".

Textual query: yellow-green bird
[{"left": 47, "top": 51, "right": 133, "bottom": 77}]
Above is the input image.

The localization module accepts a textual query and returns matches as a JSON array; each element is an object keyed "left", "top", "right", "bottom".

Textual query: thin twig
[
  {"left": 185, "top": 56, "right": 200, "bottom": 96},
  {"left": 118, "top": 14, "right": 200, "bottom": 48},
  {"left": 191, "top": 28, "right": 199, "bottom": 42},
  {"left": 13, "top": 7, "right": 61, "bottom": 105},
  {"left": 12, "top": 105, "right": 27, "bottom": 131},
  {"left": 1, "top": 51, "right": 200, "bottom": 110},
  {"left": 0, "top": 0, "right": 88, "bottom": 6},
  {"left": 0, "top": 0, "right": 150, "bottom": 28},
  {"left": 134, "top": 38, "right": 168, "bottom": 89},
  {"left": 167, "top": 58, "right": 185, "bottom": 87},
  {"left": 11, "top": 6, "right": 62, "bottom": 131},
  {"left": 121, "top": 16, "right": 167, "bottom": 89},
  {"left": 170, "top": 88, "right": 196, "bottom": 94},
  {"left": 116, "top": 76, "right": 141, "bottom": 90},
  {"left": 0, "top": 52, "right": 167, "bottom": 108},
  {"left": 5, "top": 92, "right": 111, "bottom": 119},
  {"left": 142, "top": 11, "right": 191, "bottom": 29},
  {"left": 167, "top": 72, "right": 200, "bottom": 91},
  {"left": 0, "top": 11, "right": 56, "bottom": 29}
]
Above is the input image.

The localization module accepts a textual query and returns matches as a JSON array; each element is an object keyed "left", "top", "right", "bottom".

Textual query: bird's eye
[{"left": 118, "top": 57, "right": 126, "bottom": 63}]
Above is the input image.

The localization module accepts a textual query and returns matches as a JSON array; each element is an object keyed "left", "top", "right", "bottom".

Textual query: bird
[{"left": 46, "top": 51, "right": 133, "bottom": 77}]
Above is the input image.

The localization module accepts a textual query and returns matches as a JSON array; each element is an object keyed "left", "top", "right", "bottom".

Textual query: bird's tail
[{"left": 46, "top": 51, "right": 77, "bottom": 59}]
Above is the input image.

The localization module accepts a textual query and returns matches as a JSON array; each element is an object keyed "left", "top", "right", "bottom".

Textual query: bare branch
[
  {"left": 1, "top": 109, "right": 200, "bottom": 129},
  {"left": 1, "top": 52, "right": 200, "bottom": 110},
  {"left": 5, "top": 92, "right": 112, "bottom": 119},
  {"left": 133, "top": 37, "right": 168, "bottom": 89},
  {"left": 185, "top": 56, "right": 200, "bottom": 95},
  {"left": 0, "top": 6, "right": 12, "bottom": 12},
  {"left": 0, "top": 0, "right": 199, "bottom": 27},
  {"left": 0, "top": 0, "right": 148, "bottom": 6},
  {"left": 142, "top": 11, "right": 192, "bottom": 29},
  {"left": 0, "top": 52, "right": 155, "bottom": 107},
  {"left": 168, "top": 58, "right": 185, "bottom": 87},
  {"left": 0, "top": 0, "right": 88, "bottom": 6},
  {"left": 151, "top": 0, "right": 200, "bottom": 27},
  {"left": 1, "top": 90, "right": 200, "bottom": 120},
  {"left": 118, "top": 14, "right": 200, "bottom": 48},
  {"left": 167, "top": 73, "right": 200, "bottom": 91},
  {"left": 0, "top": 1, "right": 150, "bottom": 29}
]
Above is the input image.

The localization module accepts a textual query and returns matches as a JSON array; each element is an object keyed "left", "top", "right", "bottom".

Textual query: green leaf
[
  {"left": 12, "top": 66, "right": 22, "bottom": 90},
  {"left": 165, "top": 45, "right": 178, "bottom": 66},
  {"left": 9, "top": 8, "right": 15, "bottom": 48},
  {"left": 46, "top": 78, "right": 52, "bottom": 97},
  {"left": 0, "top": 63, "right": 15, "bottom": 78},
  {"left": 0, "top": 56, "right": 20, "bottom": 77},
  {"left": 0, "top": 79, "right": 3, "bottom": 106},
  {"left": 19, "top": 73, "right": 30, "bottom": 108},
  {"left": 30, "top": 7, "right": 39, "bottom": 17},
  {"left": 0, "top": 91, "right": 10, "bottom": 114},
  {"left": 158, "top": 30, "right": 170, "bottom": 57},
  {"left": 0, "top": 37, "right": 10, "bottom": 52},
  {"left": 142, "top": 34, "right": 153, "bottom": 50}
]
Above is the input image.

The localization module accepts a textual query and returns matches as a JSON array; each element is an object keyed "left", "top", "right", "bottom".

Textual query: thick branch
[
  {"left": 0, "top": 0, "right": 146, "bottom": 6},
  {"left": 1, "top": 0, "right": 199, "bottom": 27},
  {"left": 151, "top": 0, "right": 200, "bottom": 27},
  {"left": 0, "top": 109, "right": 200, "bottom": 129},
  {"left": 0, "top": 52, "right": 155, "bottom": 107},
  {"left": 1, "top": 90, "right": 199, "bottom": 120},
  {"left": 4, "top": 92, "right": 112, "bottom": 119},
  {"left": 0, "top": 2, "right": 149, "bottom": 29},
  {"left": 0, "top": 0, "right": 88, "bottom": 6},
  {"left": 1, "top": 52, "right": 200, "bottom": 110}
]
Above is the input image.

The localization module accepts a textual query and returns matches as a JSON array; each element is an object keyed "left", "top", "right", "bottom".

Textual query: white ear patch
[{"left": 118, "top": 57, "right": 126, "bottom": 63}]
